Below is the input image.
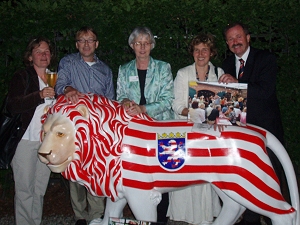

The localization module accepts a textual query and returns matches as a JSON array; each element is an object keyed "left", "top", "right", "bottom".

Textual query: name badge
[{"left": 129, "top": 76, "right": 139, "bottom": 82}]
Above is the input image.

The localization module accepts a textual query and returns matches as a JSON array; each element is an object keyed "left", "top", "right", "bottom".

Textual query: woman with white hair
[
  {"left": 117, "top": 26, "right": 174, "bottom": 121},
  {"left": 116, "top": 26, "right": 174, "bottom": 223}
]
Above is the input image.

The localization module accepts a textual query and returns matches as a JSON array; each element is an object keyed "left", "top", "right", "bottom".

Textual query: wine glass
[{"left": 46, "top": 69, "right": 57, "bottom": 100}]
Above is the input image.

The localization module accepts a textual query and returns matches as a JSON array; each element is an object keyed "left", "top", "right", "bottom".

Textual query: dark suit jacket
[
  {"left": 7, "top": 66, "right": 45, "bottom": 138},
  {"left": 222, "top": 47, "right": 284, "bottom": 143}
]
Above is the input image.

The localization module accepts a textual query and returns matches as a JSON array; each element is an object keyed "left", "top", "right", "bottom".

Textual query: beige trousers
[
  {"left": 11, "top": 139, "right": 51, "bottom": 225},
  {"left": 69, "top": 181, "right": 105, "bottom": 221}
]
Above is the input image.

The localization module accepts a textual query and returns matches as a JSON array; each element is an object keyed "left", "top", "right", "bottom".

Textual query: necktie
[{"left": 238, "top": 58, "right": 244, "bottom": 78}]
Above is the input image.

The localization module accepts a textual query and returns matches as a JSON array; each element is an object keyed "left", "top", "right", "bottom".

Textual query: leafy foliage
[{"left": 0, "top": 0, "right": 299, "bottom": 164}]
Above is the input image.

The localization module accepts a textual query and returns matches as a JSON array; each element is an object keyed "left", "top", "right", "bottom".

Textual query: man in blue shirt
[
  {"left": 56, "top": 26, "right": 114, "bottom": 225},
  {"left": 56, "top": 28, "right": 114, "bottom": 103}
]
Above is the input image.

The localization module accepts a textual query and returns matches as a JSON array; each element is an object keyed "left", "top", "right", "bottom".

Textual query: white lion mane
[{"left": 42, "top": 94, "right": 153, "bottom": 201}]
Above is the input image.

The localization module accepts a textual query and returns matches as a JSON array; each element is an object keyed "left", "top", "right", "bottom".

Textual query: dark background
[{"left": 0, "top": 0, "right": 299, "bottom": 178}]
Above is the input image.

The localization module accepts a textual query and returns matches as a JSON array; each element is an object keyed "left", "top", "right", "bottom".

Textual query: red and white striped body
[
  {"left": 38, "top": 94, "right": 299, "bottom": 225},
  {"left": 118, "top": 118, "right": 296, "bottom": 224}
]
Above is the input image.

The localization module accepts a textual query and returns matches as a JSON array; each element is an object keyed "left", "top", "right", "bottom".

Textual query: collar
[
  {"left": 235, "top": 46, "right": 250, "bottom": 65},
  {"left": 78, "top": 52, "right": 98, "bottom": 63}
]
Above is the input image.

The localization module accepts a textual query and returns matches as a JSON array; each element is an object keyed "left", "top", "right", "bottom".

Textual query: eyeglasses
[
  {"left": 134, "top": 42, "right": 151, "bottom": 48},
  {"left": 77, "top": 39, "right": 97, "bottom": 44}
]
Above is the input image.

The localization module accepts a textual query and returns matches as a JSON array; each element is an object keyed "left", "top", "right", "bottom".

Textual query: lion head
[
  {"left": 38, "top": 94, "right": 153, "bottom": 199},
  {"left": 38, "top": 112, "right": 76, "bottom": 173}
]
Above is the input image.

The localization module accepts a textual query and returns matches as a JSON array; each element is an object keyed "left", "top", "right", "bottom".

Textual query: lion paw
[{"left": 149, "top": 190, "right": 162, "bottom": 206}]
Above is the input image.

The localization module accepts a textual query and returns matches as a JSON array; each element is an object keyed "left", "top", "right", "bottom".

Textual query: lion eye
[
  {"left": 57, "top": 132, "right": 64, "bottom": 137},
  {"left": 41, "top": 131, "right": 46, "bottom": 141}
]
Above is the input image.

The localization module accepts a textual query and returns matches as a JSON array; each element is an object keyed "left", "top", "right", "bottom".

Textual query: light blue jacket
[{"left": 117, "top": 57, "right": 174, "bottom": 120}]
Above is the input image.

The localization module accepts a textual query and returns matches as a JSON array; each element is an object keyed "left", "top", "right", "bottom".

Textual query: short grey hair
[{"left": 128, "top": 27, "right": 156, "bottom": 50}]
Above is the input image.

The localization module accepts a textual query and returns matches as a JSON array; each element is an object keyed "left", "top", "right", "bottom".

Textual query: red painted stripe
[
  {"left": 122, "top": 178, "right": 206, "bottom": 189},
  {"left": 130, "top": 118, "right": 193, "bottom": 128},
  {"left": 122, "top": 177, "right": 290, "bottom": 214},
  {"left": 212, "top": 181, "right": 294, "bottom": 214},
  {"left": 121, "top": 162, "right": 282, "bottom": 200},
  {"left": 246, "top": 125, "right": 267, "bottom": 138},
  {"left": 125, "top": 128, "right": 156, "bottom": 140},
  {"left": 187, "top": 148, "right": 279, "bottom": 184},
  {"left": 220, "top": 131, "right": 267, "bottom": 154},
  {"left": 122, "top": 144, "right": 156, "bottom": 157},
  {"left": 187, "top": 131, "right": 266, "bottom": 156},
  {"left": 187, "top": 132, "right": 217, "bottom": 140}
]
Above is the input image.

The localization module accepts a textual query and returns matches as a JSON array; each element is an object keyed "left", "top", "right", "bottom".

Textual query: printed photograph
[{"left": 188, "top": 81, "right": 248, "bottom": 127}]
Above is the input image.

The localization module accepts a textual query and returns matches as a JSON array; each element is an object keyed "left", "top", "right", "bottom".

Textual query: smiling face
[
  {"left": 193, "top": 43, "right": 211, "bottom": 68},
  {"left": 29, "top": 41, "right": 51, "bottom": 71},
  {"left": 225, "top": 25, "right": 250, "bottom": 58},
  {"left": 76, "top": 30, "right": 99, "bottom": 62},
  {"left": 131, "top": 34, "right": 152, "bottom": 61}
]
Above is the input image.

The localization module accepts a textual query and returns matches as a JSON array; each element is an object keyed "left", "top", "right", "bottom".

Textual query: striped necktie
[{"left": 238, "top": 58, "right": 245, "bottom": 78}]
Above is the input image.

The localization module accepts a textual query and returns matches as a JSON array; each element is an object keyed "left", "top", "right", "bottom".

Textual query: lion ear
[{"left": 77, "top": 105, "right": 89, "bottom": 120}]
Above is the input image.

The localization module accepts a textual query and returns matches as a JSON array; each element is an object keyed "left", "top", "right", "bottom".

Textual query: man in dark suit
[{"left": 220, "top": 22, "right": 288, "bottom": 225}]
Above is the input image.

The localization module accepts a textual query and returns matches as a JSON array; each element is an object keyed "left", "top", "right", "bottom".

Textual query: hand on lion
[
  {"left": 121, "top": 99, "right": 146, "bottom": 116},
  {"left": 63, "top": 86, "right": 84, "bottom": 104}
]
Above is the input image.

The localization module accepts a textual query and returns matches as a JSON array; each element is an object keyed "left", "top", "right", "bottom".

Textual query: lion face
[{"left": 38, "top": 113, "right": 76, "bottom": 173}]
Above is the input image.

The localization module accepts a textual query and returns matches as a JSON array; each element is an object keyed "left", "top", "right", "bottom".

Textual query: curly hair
[{"left": 188, "top": 33, "right": 217, "bottom": 57}]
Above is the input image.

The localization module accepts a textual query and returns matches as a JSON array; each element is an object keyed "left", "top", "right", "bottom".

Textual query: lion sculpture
[{"left": 38, "top": 94, "right": 299, "bottom": 225}]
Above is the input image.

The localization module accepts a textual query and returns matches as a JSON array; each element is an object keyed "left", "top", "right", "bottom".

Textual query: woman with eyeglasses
[
  {"left": 168, "top": 33, "right": 222, "bottom": 224},
  {"left": 116, "top": 26, "right": 174, "bottom": 121},
  {"left": 116, "top": 26, "right": 174, "bottom": 224}
]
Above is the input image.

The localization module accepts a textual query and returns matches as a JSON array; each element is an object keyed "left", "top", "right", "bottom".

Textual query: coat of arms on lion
[{"left": 38, "top": 94, "right": 299, "bottom": 225}]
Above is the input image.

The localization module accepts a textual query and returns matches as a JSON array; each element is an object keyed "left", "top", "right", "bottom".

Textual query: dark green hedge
[{"left": 1, "top": 0, "right": 299, "bottom": 164}]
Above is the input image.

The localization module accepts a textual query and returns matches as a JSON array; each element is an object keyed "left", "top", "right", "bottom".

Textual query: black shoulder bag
[{"left": 0, "top": 72, "right": 30, "bottom": 169}]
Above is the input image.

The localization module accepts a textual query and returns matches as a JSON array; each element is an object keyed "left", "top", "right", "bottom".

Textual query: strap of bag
[{"left": 214, "top": 66, "right": 219, "bottom": 79}]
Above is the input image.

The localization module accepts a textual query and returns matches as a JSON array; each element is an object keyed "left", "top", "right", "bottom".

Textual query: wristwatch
[{"left": 63, "top": 86, "right": 70, "bottom": 94}]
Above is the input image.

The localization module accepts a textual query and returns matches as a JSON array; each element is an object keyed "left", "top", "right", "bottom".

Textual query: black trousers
[{"left": 156, "top": 193, "right": 169, "bottom": 224}]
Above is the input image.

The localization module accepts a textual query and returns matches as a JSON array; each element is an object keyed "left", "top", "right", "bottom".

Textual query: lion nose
[{"left": 38, "top": 150, "right": 52, "bottom": 158}]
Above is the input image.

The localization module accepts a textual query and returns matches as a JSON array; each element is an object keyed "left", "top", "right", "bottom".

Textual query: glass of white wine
[{"left": 46, "top": 69, "right": 57, "bottom": 100}]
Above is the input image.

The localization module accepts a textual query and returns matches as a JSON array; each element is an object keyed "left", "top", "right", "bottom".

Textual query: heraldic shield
[{"left": 157, "top": 132, "right": 186, "bottom": 170}]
